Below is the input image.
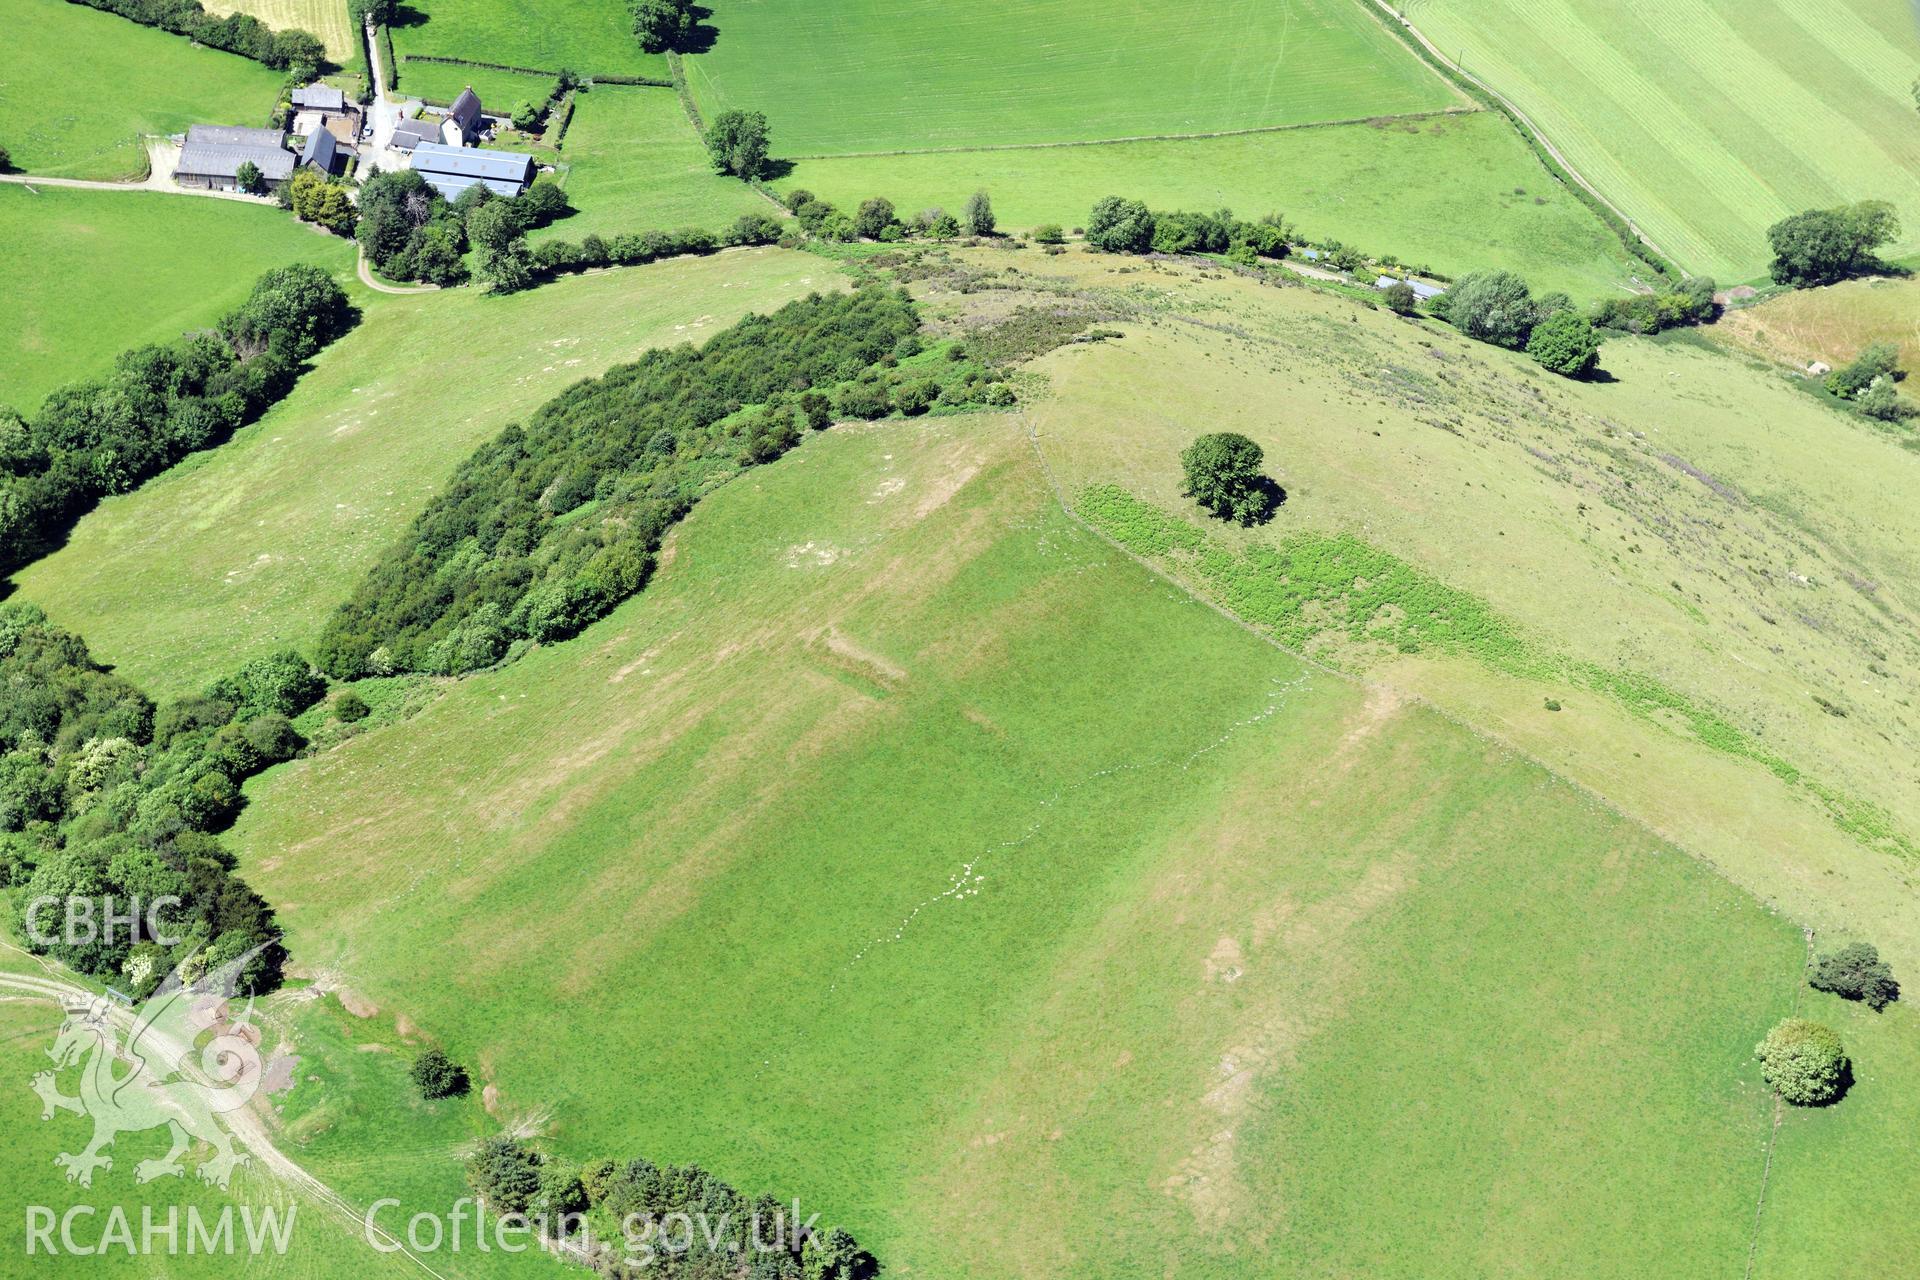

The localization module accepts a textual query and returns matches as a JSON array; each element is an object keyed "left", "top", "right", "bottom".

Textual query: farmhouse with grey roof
[
  {"left": 408, "top": 142, "right": 534, "bottom": 200},
  {"left": 444, "top": 87, "right": 484, "bottom": 144},
  {"left": 175, "top": 125, "right": 294, "bottom": 190}
]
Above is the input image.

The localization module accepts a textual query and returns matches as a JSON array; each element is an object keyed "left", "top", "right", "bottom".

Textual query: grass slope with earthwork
[
  {"left": 221, "top": 405, "right": 1886, "bottom": 1277},
  {"left": 0, "top": 186, "right": 359, "bottom": 413},
  {"left": 1407, "top": 0, "right": 1920, "bottom": 281},
  {"left": 0, "top": 0, "right": 287, "bottom": 180}
]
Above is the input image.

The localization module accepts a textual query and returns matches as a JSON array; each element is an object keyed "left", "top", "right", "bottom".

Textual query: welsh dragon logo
[{"left": 31, "top": 943, "right": 276, "bottom": 1189}]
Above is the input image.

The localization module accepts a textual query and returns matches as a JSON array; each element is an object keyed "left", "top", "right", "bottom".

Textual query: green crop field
[
  {"left": 0, "top": 186, "right": 358, "bottom": 413},
  {"left": 1408, "top": 0, "right": 1920, "bottom": 282},
  {"left": 389, "top": 0, "right": 669, "bottom": 79},
  {"left": 784, "top": 111, "right": 1643, "bottom": 296},
  {"left": 207, "top": 402, "right": 1914, "bottom": 1276},
  {"left": 11, "top": 247, "right": 839, "bottom": 697},
  {"left": 539, "top": 86, "right": 772, "bottom": 242},
  {"left": 684, "top": 0, "right": 1463, "bottom": 155},
  {"left": 199, "top": 0, "right": 358, "bottom": 62},
  {"left": 0, "top": 0, "right": 286, "bottom": 180}
]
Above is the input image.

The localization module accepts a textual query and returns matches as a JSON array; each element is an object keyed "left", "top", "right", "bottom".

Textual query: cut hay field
[
  {"left": 538, "top": 86, "right": 772, "bottom": 242},
  {"left": 0, "top": 186, "right": 359, "bottom": 413},
  {"left": 784, "top": 111, "right": 1643, "bottom": 296},
  {"left": 0, "top": 0, "right": 285, "bottom": 180},
  {"left": 226, "top": 405, "right": 1879, "bottom": 1277},
  {"left": 683, "top": 0, "right": 1463, "bottom": 155},
  {"left": 200, "top": 0, "right": 357, "bottom": 62},
  {"left": 11, "top": 247, "right": 838, "bottom": 697},
  {"left": 1712, "top": 277, "right": 1920, "bottom": 373},
  {"left": 1408, "top": 0, "right": 1920, "bottom": 281},
  {"left": 389, "top": 0, "right": 669, "bottom": 80}
]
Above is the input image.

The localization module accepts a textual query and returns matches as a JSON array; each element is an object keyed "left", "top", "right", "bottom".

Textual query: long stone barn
[{"left": 175, "top": 125, "right": 295, "bottom": 191}]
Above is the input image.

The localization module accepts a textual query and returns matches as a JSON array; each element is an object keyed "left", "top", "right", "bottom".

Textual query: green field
[
  {"left": 539, "top": 86, "right": 771, "bottom": 242},
  {"left": 684, "top": 0, "right": 1463, "bottom": 155},
  {"left": 392, "top": 58, "right": 556, "bottom": 110},
  {"left": 785, "top": 111, "right": 1643, "bottom": 295},
  {"left": 0, "top": 0, "right": 285, "bottom": 180},
  {"left": 11, "top": 247, "right": 839, "bottom": 696},
  {"left": 0, "top": 186, "right": 359, "bottom": 413},
  {"left": 1410, "top": 0, "right": 1920, "bottom": 281},
  {"left": 214, "top": 403, "right": 1878, "bottom": 1275},
  {"left": 390, "top": 0, "right": 670, "bottom": 79}
]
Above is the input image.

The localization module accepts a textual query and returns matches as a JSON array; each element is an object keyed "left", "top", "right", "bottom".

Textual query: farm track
[
  {"left": 1356, "top": 0, "right": 1681, "bottom": 272},
  {"left": 778, "top": 106, "right": 1481, "bottom": 162},
  {"left": 0, "top": 942, "right": 455, "bottom": 1278}
]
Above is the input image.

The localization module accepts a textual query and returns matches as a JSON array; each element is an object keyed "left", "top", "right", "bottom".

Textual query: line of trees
[
  {"left": 313, "top": 286, "right": 923, "bottom": 677},
  {"left": 0, "top": 264, "right": 355, "bottom": 574},
  {"left": 476, "top": 212, "right": 783, "bottom": 293},
  {"left": 66, "top": 0, "right": 326, "bottom": 79},
  {"left": 357, "top": 170, "right": 570, "bottom": 286},
  {"left": 465, "top": 1135, "right": 876, "bottom": 1278},
  {"left": 0, "top": 605, "right": 320, "bottom": 994},
  {"left": 1425, "top": 270, "right": 1606, "bottom": 377},
  {"left": 1084, "top": 195, "right": 1290, "bottom": 263}
]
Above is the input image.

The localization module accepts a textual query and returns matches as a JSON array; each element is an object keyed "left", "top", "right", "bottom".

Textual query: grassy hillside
[
  {"left": 935, "top": 246, "right": 1920, "bottom": 972},
  {"left": 0, "top": 186, "right": 359, "bottom": 413},
  {"left": 1410, "top": 0, "right": 1920, "bottom": 281},
  {"left": 11, "top": 247, "right": 838, "bottom": 696},
  {"left": 684, "top": 0, "right": 1462, "bottom": 154},
  {"left": 783, "top": 111, "right": 1643, "bottom": 296},
  {"left": 390, "top": 0, "right": 669, "bottom": 80},
  {"left": 0, "top": 0, "right": 285, "bottom": 180},
  {"left": 539, "top": 86, "right": 770, "bottom": 242},
  {"left": 225, "top": 408, "right": 1883, "bottom": 1276}
]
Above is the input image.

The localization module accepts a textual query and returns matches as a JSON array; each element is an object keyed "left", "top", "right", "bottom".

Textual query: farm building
[
  {"left": 1375, "top": 275, "right": 1444, "bottom": 301},
  {"left": 174, "top": 125, "right": 294, "bottom": 191},
  {"left": 443, "top": 87, "right": 484, "bottom": 145},
  {"left": 290, "top": 82, "right": 361, "bottom": 144},
  {"left": 408, "top": 142, "right": 534, "bottom": 200},
  {"left": 390, "top": 117, "right": 442, "bottom": 152},
  {"left": 290, "top": 84, "right": 346, "bottom": 113},
  {"left": 300, "top": 129, "right": 341, "bottom": 176}
]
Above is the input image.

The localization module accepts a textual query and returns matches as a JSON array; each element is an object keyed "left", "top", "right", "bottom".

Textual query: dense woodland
[
  {"left": 0, "top": 264, "right": 355, "bottom": 575},
  {"left": 315, "top": 285, "right": 923, "bottom": 676},
  {"left": 0, "top": 605, "right": 310, "bottom": 993}
]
